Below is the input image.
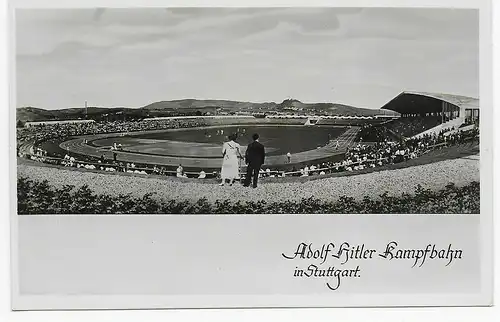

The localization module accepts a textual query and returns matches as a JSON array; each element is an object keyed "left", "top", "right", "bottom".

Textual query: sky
[{"left": 15, "top": 7, "right": 479, "bottom": 110}]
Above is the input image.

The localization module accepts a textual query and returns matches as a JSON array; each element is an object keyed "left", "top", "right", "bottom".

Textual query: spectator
[{"left": 176, "top": 165, "right": 186, "bottom": 178}]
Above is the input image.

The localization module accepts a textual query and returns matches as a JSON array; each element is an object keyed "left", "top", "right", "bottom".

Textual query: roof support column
[{"left": 441, "top": 101, "right": 444, "bottom": 124}]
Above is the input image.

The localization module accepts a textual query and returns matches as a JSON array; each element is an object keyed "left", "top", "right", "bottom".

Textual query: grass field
[
  {"left": 90, "top": 125, "right": 347, "bottom": 157},
  {"left": 56, "top": 125, "right": 358, "bottom": 170}
]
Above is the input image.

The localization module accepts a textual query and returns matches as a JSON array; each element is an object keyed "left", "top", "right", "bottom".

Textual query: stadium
[{"left": 16, "top": 91, "right": 480, "bottom": 214}]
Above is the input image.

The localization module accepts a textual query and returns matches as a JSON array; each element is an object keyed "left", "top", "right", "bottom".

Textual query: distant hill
[
  {"left": 16, "top": 106, "right": 115, "bottom": 122},
  {"left": 142, "top": 99, "right": 248, "bottom": 110},
  {"left": 16, "top": 98, "right": 393, "bottom": 123},
  {"left": 141, "top": 98, "right": 384, "bottom": 116},
  {"left": 141, "top": 99, "right": 277, "bottom": 113},
  {"left": 276, "top": 98, "right": 382, "bottom": 116}
]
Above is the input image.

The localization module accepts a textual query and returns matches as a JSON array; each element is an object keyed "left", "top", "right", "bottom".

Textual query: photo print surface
[
  {"left": 9, "top": 0, "right": 493, "bottom": 311},
  {"left": 15, "top": 7, "right": 480, "bottom": 215}
]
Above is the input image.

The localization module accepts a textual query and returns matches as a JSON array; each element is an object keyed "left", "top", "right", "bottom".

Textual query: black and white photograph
[
  {"left": 15, "top": 6, "right": 481, "bottom": 215},
  {"left": 8, "top": 0, "right": 494, "bottom": 312}
]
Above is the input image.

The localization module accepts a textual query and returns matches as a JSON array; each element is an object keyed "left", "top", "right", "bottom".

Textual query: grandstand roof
[{"left": 381, "top": 91, "right": 479, "bottom": 114}]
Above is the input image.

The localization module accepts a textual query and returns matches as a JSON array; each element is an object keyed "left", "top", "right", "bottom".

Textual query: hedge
[{"left": 17, "top": 176, "right": 480, "bottom": 214}]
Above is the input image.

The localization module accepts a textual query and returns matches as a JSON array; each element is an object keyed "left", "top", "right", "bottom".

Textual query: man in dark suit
[{"left": 244, "top": 133, "right": 265, "bottom": 188}]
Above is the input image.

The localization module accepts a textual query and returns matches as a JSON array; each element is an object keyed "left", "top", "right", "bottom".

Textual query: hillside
[
  {"left": 140, "top": 98, "right": 385, "bottom": 117},
  {"left": 142, "top": 99, "right": 249, "bottom": 110},
  {"left": 16, "top": 98, "right": 391, "bottom": 123},
  {"left": 277, "top": 99, "right": 382, "bottom": 116},
  {"left": 142, "top": 99, "right": 278, "bottom": 114},
  {"left": 16, "top": 106, "right": 117, "bottom": 121},
  {"left": 16, "top": 106, "right": 151, "bottom": 124}
]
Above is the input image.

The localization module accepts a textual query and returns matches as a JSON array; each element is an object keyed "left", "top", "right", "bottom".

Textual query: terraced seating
[{"left": 385, "top": 116, "right": 442, "bottom": 138}]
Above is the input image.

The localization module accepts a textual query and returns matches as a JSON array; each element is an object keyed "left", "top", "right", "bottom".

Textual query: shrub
[{"left": 17, "top": 176, "right": 480, "bottom": 215}]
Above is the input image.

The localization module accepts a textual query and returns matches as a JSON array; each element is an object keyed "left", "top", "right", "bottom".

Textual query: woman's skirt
[{"left": 221, "top": 156, "right": 240, "bottom": 179}]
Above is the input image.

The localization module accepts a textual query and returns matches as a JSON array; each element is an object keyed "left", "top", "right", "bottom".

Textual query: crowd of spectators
[
  {"left": 384, "top": 116, "right": 442, "bottom": 138},
  {"left": 260, "top": 126, "right": 479, "bottom": 178},
  {"left": 22, "top": 146, "right": 221, "bottom": 179},
  {"left": 356, "top": 124, "right": 397, "bottom": 142},
  {"left": 16, "top": 118, "right": 209, "bottom": 145}
]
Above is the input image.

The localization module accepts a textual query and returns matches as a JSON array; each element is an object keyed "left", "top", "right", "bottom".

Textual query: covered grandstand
[{"left": 380, "top": 91, "right": 479, "bottom": 138}]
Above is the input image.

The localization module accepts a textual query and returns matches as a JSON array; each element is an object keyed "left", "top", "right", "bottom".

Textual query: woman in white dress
[{"left": 220, "top": 133, "right": 242, "bottom": 186}]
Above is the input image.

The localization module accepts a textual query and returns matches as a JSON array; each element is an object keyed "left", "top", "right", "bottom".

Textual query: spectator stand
[{"left": 20, "top": 126, "right": 479, "bottom": 182}]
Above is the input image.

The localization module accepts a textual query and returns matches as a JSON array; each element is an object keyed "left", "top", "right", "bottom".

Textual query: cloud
[
  {"left": 16, "top": 7, "right": 353, "bottom": 58},
  {"left": 336, "top": 8, "right": 478, "bottom": 41},
  {"left": 15, "top": 8, "right": 479, "bottom": 110}
]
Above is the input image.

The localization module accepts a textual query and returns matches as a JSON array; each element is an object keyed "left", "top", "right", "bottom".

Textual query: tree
[{"left": 16, "top": 120, "right": 24, "bottom": 128}]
